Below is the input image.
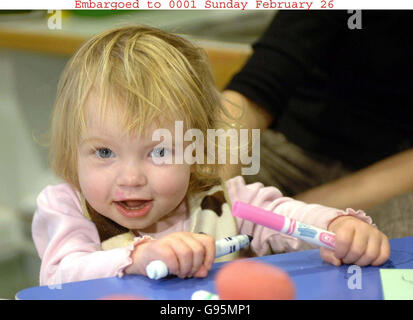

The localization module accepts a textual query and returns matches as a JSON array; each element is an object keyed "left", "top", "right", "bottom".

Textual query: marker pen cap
[
  {"left": 146, "top": 260, "right": 168, "bottom": 280},
  {"left": 232, "top": 201, "right": 285, "bottom": 232},
  {"left": 191, "top": 290, "right": 219, "bottom": 300}
]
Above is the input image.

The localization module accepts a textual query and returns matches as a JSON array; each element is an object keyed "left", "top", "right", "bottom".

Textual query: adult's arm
[
  {"left": 218, "top": 90, "right": 273, "bottom": 180},
  {"left": 295, "top": 149, "right": 413, "bottom": 210},
  {"left": 221, "top": 90, "right": 413, "bottom": 209}
]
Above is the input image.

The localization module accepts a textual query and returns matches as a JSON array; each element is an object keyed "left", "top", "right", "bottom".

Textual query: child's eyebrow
[
  {"left": 79, "top": 136, "right": 113, "bottom": 146},
  {"left": 79, "top": 135, "right": 176, "bottom": 148},
  {"left": 145, "top": 137, "right": 176, "bottom": 148}
]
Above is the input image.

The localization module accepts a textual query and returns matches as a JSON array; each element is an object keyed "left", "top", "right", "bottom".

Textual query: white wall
[{"left": 0, "top": 49, "right": 66, "bottom": 257}]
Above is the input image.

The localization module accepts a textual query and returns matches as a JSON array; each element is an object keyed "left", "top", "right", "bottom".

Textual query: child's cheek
[
  {"left": 78, "top": 164, "right": 109, "bottom": 205},
  {"left": 154, "top": 166, "right": 190, "bottom": 196}
]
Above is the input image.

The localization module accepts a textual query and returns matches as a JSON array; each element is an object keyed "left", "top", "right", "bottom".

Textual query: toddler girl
[{"left": 32, "top": 25, "right": 390, "bottom": 286}]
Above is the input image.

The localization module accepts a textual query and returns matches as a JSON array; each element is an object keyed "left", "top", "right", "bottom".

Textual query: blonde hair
[{"left": 50, "top": 25, "right": 224, "bottom": 195}]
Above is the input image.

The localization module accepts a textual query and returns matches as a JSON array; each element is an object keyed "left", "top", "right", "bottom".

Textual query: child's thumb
[{"left": 320, "top": 247, "right": 342, "bottom": 266}]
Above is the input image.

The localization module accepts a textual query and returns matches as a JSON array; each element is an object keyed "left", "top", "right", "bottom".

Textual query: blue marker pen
[{"left": 146, "top": 234, "right": 253, "bottom": 280}]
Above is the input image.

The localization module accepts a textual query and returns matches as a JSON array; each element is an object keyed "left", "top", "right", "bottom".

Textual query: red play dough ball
[{"left": 215, "top": 260, "right": 296, "bottom": 300}]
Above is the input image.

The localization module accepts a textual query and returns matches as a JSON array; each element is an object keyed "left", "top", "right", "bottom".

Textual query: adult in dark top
[{"left": 221, "top": 10, "right": 413, "bottom": 238}]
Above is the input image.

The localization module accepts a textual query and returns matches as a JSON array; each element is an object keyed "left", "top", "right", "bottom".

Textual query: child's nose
[{"left": 117, "top": 164, "right": 147, "bottom": 187}]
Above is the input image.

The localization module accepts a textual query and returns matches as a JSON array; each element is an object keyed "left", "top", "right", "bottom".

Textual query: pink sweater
[{"left": 32, "top": 176, "right": 372, "bottom": 286}]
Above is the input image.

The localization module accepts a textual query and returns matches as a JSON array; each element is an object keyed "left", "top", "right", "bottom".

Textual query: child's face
[{"left": 77, "top": 102, "right": 191, "bottom": 232}]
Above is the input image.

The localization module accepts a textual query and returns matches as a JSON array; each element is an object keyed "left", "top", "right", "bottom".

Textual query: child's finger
[
  {"left": 333, "top": 227, "right": 355, "bottom": 260},
  {"left": 168, "top": 238, "right": 193, "bottom": 277},
  {"left": 371, "top": 237, "right": 391, "bottom": 266},
  {"left": 342, "top": 232, "right": 368, "bottom": 264},
  {"left": 193, "top": 234, "right": 215, "bottom": 270},
  {"left": 320, "top": 247, "right": 342, "bottom": 266},
  {"left": 193, "top": 265, "right": 209, "bottom": 278},
  {"left": 178, "top": 235, "right": 206, "bottom": 277},
  {"left": 353, "top": 236, "right": 381, "bottom": 266},
  {"left": 151, "top": 243, "right": 179, "bottom": 276}
]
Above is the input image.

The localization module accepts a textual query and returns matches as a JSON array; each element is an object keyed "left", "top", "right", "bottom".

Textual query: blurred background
[{"left": 0, "top": 9, "right": 275, "bottom": 299}]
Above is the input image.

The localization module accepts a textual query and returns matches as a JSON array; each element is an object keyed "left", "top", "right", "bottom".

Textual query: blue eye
[
  {"left": 95, "top": 148, "right": 114, "bottom": 159},
  {"left": 150, "top": 147, "right": 168, "bottom": 158}
]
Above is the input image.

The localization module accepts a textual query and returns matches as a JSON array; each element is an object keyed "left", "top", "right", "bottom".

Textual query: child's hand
[
  {"left": 320, "top": 216, "right": 390, "bottom": 267},
  {"left": 125, "top": 232, "right": 215, "bottom": 278}
]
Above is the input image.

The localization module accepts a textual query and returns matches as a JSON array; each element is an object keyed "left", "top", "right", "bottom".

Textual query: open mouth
[
  {"left": 114, "top": 199, "right": 153, "bottom": 218},
  {"left": 117, "top": 200, "right": 150, "bottom": 210}
]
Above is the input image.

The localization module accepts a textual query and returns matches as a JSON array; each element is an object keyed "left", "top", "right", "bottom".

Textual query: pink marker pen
[{"left": 232, "top": 201, "right": 336, "bottom": 249}]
